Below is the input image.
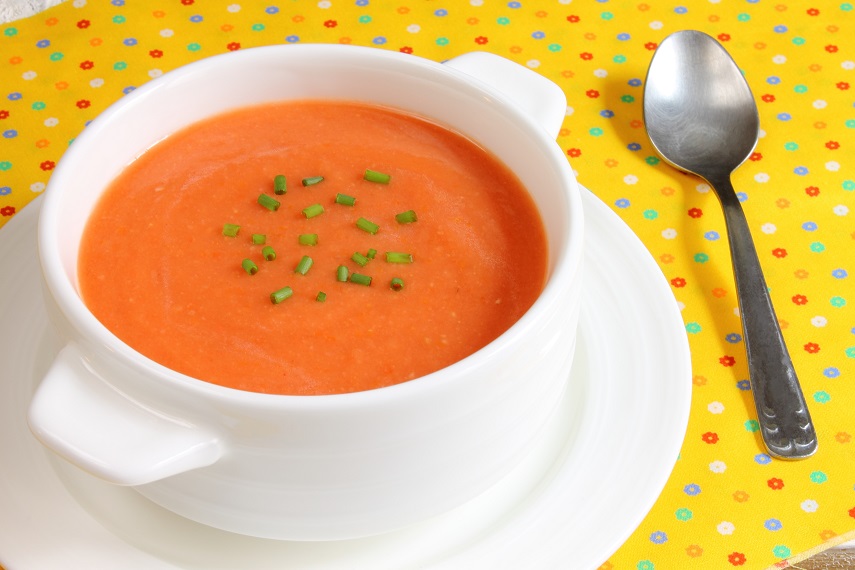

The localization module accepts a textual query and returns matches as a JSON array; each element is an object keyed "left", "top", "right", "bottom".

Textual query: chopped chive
[
  {"left": 350, "top": 272, "right": 372, "bottom": 286},
  {"left": 302, "top": 176, "right": 324, "bottom": 187},
  {"left": 252, "top": 233, "right": 266, "bottom": 245},
  {"left": 273, "top": 174, "right": 287, "bottom": 195},
  {"left": 356, "top": 217, "right": 379, "bottom": 234},
  {"left": 363, "top": 169, "right": 391, "bottom": 184},
  {"left": 336, "top": 265, "right": 349, "bottom": 282},
  {"left": 351, "top": 252, "right": 370, "bottom": 267},
  {"left": 242, "top": 258, "right": 258, "bottom": 275},
  {"left": 223, "top": 223, "right": 241, "bottom": 237},
  {"left": 270, "top": 286, "right": 293, "bottom": 304},
  {"left": 335, "top": 193, "right": 356, "bottom": 206},
  {"left": 295, "top": 255, "right": 313, "bottom": 275},
  {"left": 385, "top": 252, "right": 414, "bottom": 264},
  {"left": 395, "top": 210, "right": 418, "bottom": 224},
  {"left": 258, "top": 193, "right": 281, "bottom": 211},
  {"left": 316, "top": 291, "right": 327, "bottom": 302},
  {"left": 390, "top": 277, "right": 404, "bottom": 291},
  {"left": 302, "top": 203, "right": 325, "bottom": 218},
  {"left": 366, "top": 248, "right": 377, "bottom": 259},
  {"left": 298, "top": 233, "right": 318, "bottom": 246},
  {"left": 262, "top": 245, "right": 276, "bottom": 261}
]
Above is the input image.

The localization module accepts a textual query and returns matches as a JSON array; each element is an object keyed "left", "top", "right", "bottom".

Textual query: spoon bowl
[{"left": 643, "top": 30, "right": 817, "bottom": 460}]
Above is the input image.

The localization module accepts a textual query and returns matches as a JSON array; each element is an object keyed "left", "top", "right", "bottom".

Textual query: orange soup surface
[{"left": 79, "top": 101, "right": 548, "bottom": 395}]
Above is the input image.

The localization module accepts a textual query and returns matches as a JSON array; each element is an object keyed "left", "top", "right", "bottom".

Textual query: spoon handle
[{"left": 710, "top": 175, "right": 818, "bottom": 460}]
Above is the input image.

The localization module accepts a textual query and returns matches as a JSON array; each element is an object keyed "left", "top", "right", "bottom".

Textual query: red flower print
[
  {"left": 849, "top": 506, "right": 855, "bottom": 518},
  {"left": 826, "top": 141, "right": 840, "bottom": 150},
  {"left": 566, "top": 15, "right": 580, "bottom": 23},
  {"left": 772, "top": 248, "right": 788, "bottom": 258},
  {"left": 836, "top": 432, "right": 852, "bottom": 443},
  {"left": 702, "top": 432, "right": 719, "bottom": 444},
  {"left": 688, "top": 208, "right": 703, "bottom": 218},
  {"left": 181, "top": 0, "right": 194, "bottom": 5},
  {"left": 749, "top": 151, "right": 762, "bottom": 161},
  {"left": 474, "top": 36, "right": 488, "bottom": 45},
  {"left": 837, "top": 82, "right": 850, "bottom": 90},
  {"left": 567, "top": 148, "right": 581, "bottom": 158},
  {"left": 76, "top": 99, "right": 90, "bottom": 109},
  {"left": 586, "top": 89, "right": 599, "bottom": 98},
  {"left": 0, "top": 110, "right": 8, "bottom": 119},
  {"left": 761, "top": 94, "right": 776, "bottom": 103},
  {"left": 149, "top": 49, "right": 163, "bottom": 58},
  {"left": 324, "top": 20, "right": 337, "bottom": 28},
  {"left": 719, "top": 355, "right": 736, "bottom": 367},
  {"left": 807, "top": 8, "right": 820, "bottom": 15},
  {"left": 768, "top": 478, "right": 785, "bottom": 490},
  {"left": 580, "top": 52, "right": 593, "bottom": 60},
  {"left": 644, "top": 42, "right": 658, "bottom": 50},
  {"left": 792, "top": 294, "right": 808, "bottom": 305},
  {"left": 39, "top": 160, "right": 55, "bottom": 171},
  {"left": 399, "top": 46, "right": 413, "bottom": 54},
  {"left": 226, "top": 42, "right": 240, "bottom": 51},
  {"left": 805, "top": 186, "right": 820, "bottom": 197},
  {"left": 728, "top": 552, "right": 747, "bottom": 566},
  {"left": 0, "top": 206, "right": 15, "bottom": 217},
  {"left": 825, "top": 45, "right": 838, "bottom": 53},
  {"left": 79, "top": 60, "right": 94, "bottom": 70},
  {"left": 76, "top": 19, "right": 90, "bottom": 29},
  {"left": 804, "top": 342, "right": 820, "bottom": 354},
  {"left": 712, "top": 288, "right": 727, "bottom": 298},
  {"left": 717, "top": 33, "right": 731, "bottom": 42},
  {"left": 671, "top": 277, "right": 686, "bottom": 288}
]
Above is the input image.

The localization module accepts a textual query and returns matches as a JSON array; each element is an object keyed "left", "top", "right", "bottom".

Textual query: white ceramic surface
[
  {"left": 29, "top": 45, "right": 584, "bottom": 540},
  {"left": 0, "top": 188, "right": 691, "bottom": 569}
]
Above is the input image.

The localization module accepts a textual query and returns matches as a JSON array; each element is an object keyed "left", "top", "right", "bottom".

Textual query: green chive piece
[
  {"left": 262, "top": 245, "right": 276, "bottom": 261},
  {"left": 298, "top": 233, "right": 318, "bottom": 246},
  {"left": 335, "top": 193, "right": 356, "bottom": 206},
  {"left": 356, "top": 217, "right": 379, "bottom": 234},
  {"left": 390, "top": 277, "right": 404, "bottom": 291},
  {"left": 302, "top": 176, "right": 324, "bottom": 187},
  {"left": 295, "top": 255, "right": 313, "bottom": 275},
  {"left": 242, "top": 259, "right": 258, "bottom": 275},
  {"left": 395, "top": 210, "right": 418, "bottom": 224},
  {"left": 351, "top": 252, "right": 370, "bottom": 267},
  {"left": 223, "top": 223, "right": 241, "bottom": 237},
  {"left": 350, "top": 272, "right": 372, "bottom": 286},
  {"left": 316, "top": 291, "right": 327, "bottom": 302},
  {"left": 364, "top": 169, "right": 391, "bottom": 184},
  {"left": 252, "top": 233, "right": 266, "bottom": 245},
  {"left": 336, "top": 265, "right": 349, "bottom": 282},
  {"left": 366, "top": 248, "right": 377, "bottom": 259},
  {"left": 302, "top": 203, "right": 325, "bottom": 218},
  {"left": 258, "top": 193, "right": 280, "bottom": 211},
  {"left": 270, "top": 286, "right": 293, "bottom": 304},
  {"left": 273, "top": 174, "right": 287, "bottom": 195},
  {"left": 385, "top": 252, "right": 414, "bottom": 264}
]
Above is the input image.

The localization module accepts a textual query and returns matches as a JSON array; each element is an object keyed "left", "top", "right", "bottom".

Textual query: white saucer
[{"left": 0, "top": 188, "right": 691, "bottom": 569}]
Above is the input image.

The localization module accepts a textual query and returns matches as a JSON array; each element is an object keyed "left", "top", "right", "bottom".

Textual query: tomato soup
[{"left": 78, "top": 101, "right": 548, "bottom": 395}]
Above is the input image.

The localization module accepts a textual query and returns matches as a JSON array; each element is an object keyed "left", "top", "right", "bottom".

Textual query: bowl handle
[
  {"left": 444, "top": 51, "right": 567, "bottom": 139},
  {"left": 28, "top": 342, "right": 222, "bottom": 486}
]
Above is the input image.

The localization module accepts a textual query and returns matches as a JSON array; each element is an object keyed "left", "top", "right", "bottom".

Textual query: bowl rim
[{"left": 37, "top": 44, "right": 584, "bottom": 408}]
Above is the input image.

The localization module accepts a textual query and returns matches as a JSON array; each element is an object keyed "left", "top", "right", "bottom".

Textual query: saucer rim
[{"left": 0, "top": 187, "right": 691, "bottom": 569}]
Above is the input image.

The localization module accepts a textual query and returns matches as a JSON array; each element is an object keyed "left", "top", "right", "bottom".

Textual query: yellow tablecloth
[{"left": 1, "top": 1, "right": 853, "bottom": 568}]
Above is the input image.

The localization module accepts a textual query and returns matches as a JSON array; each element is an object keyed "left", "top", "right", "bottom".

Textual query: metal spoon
[{"left": 643, "top": 30, "right": 817, "bottom": 460}]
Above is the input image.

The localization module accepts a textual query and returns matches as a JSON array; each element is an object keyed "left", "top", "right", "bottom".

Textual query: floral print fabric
[{"left": 1, "top": 1, "right": 853, "bottom": 569}]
